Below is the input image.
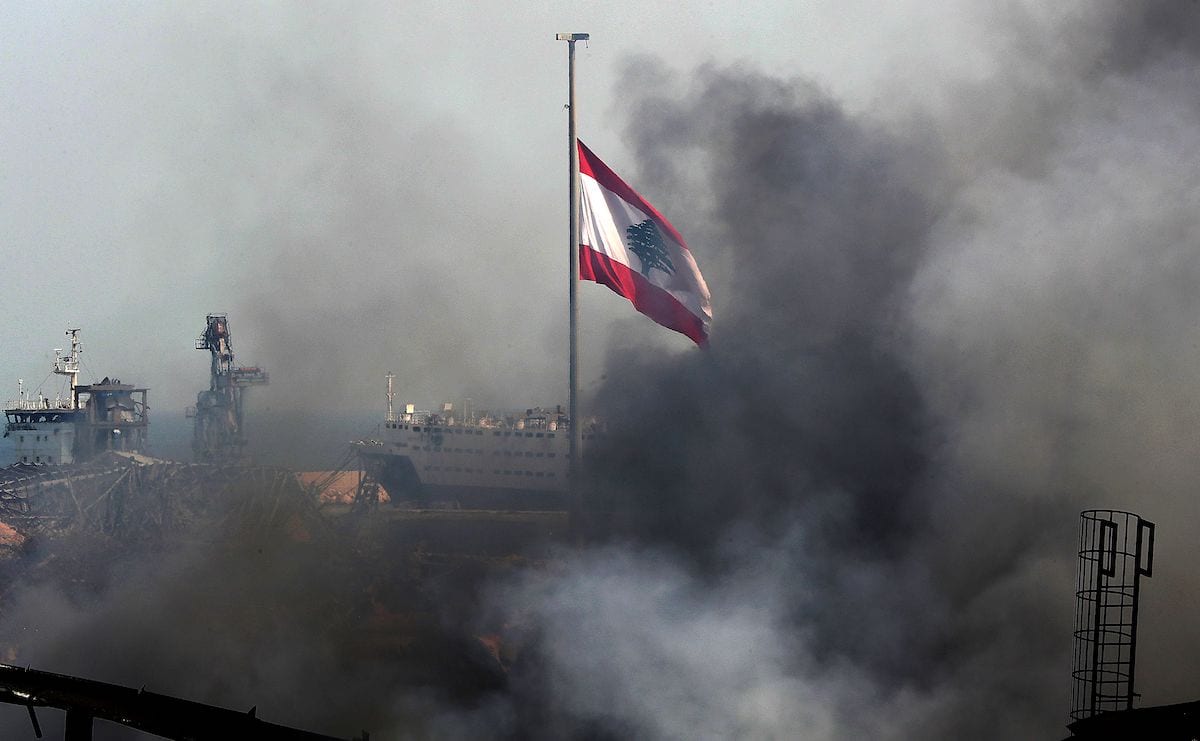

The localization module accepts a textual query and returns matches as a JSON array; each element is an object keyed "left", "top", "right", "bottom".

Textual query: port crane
[{"left": 189, "top": 314, "right": 269, "bottom": 462}]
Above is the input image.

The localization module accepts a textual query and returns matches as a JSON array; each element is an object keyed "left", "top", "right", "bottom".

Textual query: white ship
[
  {"left": 354, "top": 376, "right": 596, "bottom": 509},
  {"left": 3, "top": 329, "right": 148, "bottom": 465}
]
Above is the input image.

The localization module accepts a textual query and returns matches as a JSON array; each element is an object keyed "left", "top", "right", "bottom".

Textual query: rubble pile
[
  {"left": 0, "top": 453, "right": 324, "bottom": 548},
  {"left": 0, "top": 454, "right": 574, "bottom": 736}
]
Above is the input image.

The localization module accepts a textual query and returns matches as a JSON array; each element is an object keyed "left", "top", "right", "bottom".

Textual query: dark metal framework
[
  {"left": 0, "top": 663, "right": 362, "bottom": 740},
  {"left": 1071, "top": 509, "right": 1155, "bottom": 723}
]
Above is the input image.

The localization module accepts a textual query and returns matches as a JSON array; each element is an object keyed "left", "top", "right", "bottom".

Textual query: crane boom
[{"left": 191, "top": 314, "right": 269, "bottom": 462}]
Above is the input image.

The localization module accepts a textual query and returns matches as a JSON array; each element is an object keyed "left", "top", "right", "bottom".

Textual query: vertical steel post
[
  {"left": 557, "top": 32, "right": 589, "bottom": 525},
  {"left": 64, "top": 708, "right": 93, "bottom": 740},
  {"left": 1127, "top": 517, "right": 1155, "bottom": 709}
]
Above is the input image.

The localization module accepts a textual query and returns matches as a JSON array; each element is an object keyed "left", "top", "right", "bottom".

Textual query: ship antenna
[
  {"left": 385, "top": 373, "right": 396, "bottom": 423},
  {"left": 53, "top": 328, "right": 82, "bottom": 408}
]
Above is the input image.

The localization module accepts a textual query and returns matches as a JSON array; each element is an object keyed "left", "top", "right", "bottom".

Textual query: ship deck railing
[{"left": 4, "top": 399, "right": 75, "bottom": 412}]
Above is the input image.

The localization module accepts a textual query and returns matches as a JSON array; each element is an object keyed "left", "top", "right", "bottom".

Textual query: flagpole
[{"left": 557, "top": 32, "right": 588, "bottom": 528}]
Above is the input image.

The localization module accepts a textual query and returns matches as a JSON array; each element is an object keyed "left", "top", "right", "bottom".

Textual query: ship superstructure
[
  {"left": 3, "top": 329, "right": 148, "bottom": 465},
  {"left": 355, "top": 380, "right": 596, "bottom": 509}
]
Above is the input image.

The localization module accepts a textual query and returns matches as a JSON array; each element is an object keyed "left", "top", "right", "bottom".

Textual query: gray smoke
[
  {"left": 3, "top": 2, "right": 1200, "bottom": 739},
  {"left": 0, "top": 2, "right": 571, "bottom": 417},
  {"left": 0, "top": 485, "right": 520, "bottom": 740},
  {"left": 482, "top": 2, "right": 1200, "bottom": 738}
]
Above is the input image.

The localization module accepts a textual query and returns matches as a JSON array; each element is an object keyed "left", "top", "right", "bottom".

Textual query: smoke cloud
[
  {"left": 481, "top": 2, "right": 1200, "bottom": 738},
  {"left": 3, "top": 2, "right": 1200, "bottom": 739}
]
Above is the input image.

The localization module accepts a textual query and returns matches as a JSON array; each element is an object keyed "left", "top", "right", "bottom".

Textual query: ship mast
[
  {"left": 385, "top": 372, "right": 396, "bottom": 424},
  {"left": 52, "top": 328, "right": 82, "bottom": 408}
]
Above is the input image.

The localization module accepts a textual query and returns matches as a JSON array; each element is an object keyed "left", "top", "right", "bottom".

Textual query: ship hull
[
  {"left": 357, "top": 447, "right": 568, "bottom": 510},
  {"left": 355, "top": 418, "right": 572, "bottom": 510}
]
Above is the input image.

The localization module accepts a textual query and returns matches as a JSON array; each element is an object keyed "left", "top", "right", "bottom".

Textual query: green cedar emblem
[{"left": 625, "top": 219, "right": 676, "bottom": 278}]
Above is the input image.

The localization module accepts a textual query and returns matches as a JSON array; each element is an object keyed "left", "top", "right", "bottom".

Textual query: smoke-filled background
[{"left": 4, "top": 1, "right": 1200, "bottom": 738}]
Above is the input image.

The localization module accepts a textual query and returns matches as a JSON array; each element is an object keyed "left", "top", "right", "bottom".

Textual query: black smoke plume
[{"left": 487, "top": 3, "right": 1200, "bottom": 738}]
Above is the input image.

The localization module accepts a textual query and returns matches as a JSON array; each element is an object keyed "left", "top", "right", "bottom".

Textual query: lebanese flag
[{"left": 578, "top": 141, "right": 712, "bottom": 346}]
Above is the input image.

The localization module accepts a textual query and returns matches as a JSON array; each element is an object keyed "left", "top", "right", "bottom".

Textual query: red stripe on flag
[
  {"left": 579, "top": 244, "right": 709, "bottom": 346},
  {"left": 578, "top": 140, "right": 690, "bottom": 251}
]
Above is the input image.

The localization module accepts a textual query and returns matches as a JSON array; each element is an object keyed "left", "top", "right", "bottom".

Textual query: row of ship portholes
[
  {"left": 423, "top": 464, "right": 554, "bottom": 478},
  {"left": 20, "top": 455, "right": 53, "bottom": 464},
  {"left": 17, "top": 434, "right": 56, "bottom": 442}
]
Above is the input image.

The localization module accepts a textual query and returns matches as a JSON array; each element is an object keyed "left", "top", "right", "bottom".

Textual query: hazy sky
[
  {"left": 5, "top": 4, "right": 1200, "bottom": 738},
  {"left": 0, "top": 1, "right": 1002, "bottom": 415}
]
